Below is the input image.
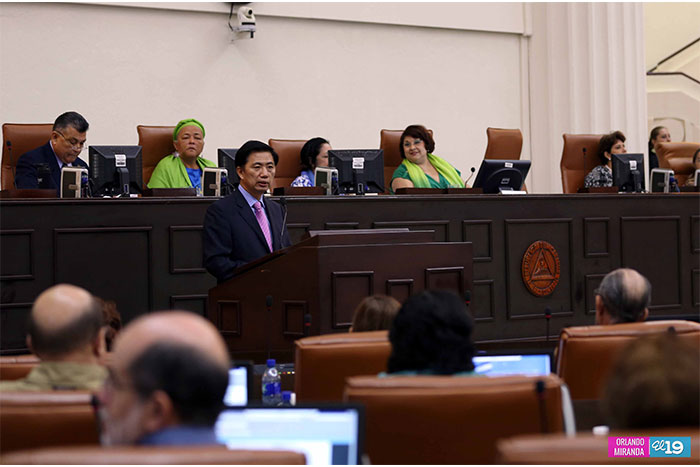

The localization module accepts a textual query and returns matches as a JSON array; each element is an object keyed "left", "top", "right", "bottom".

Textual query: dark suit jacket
[
  {"left": 203, "top": 188, "right": 292, "bottom": 283},
  {"left": 14, "top": 142, "right": 88, "bottom": 193}
]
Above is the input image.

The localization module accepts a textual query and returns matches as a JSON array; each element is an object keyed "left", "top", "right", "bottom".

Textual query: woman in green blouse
[
  {"left": 390, "top": 124, "right": 463, "bottom": 194},
  {"left": 147, "top": 118, "right": 216, "bottom": 193}
]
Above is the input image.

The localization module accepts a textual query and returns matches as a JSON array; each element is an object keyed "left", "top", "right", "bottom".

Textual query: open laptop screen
[
  {"left": 215, "top": 405, "right": 364, "bottom": 465},
  {"left": 473, "top": 353, "right": 552, "bottom": 376}
]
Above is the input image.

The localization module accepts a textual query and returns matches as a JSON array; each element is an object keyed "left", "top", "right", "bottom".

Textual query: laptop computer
[
  {"left": 223, "top": 361, "right": 253, "bottom": 407},
  {"left": 215, "top": 404, "right": 364, "bottom": 465},
  {"left": 473, "top": 349, "right": 553, "bottom": 376}
]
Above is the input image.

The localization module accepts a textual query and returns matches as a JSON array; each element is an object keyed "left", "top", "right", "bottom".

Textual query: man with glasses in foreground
[{"left": 15, "top": 111, "right": 89, "bottom": 193}]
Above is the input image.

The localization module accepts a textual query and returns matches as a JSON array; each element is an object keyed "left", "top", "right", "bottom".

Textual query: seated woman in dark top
[
  {"left": 291, "top": 137, "right": 331, "bottom": 187},
  {"left": 386, "top": 290, "right": 475, "bottom": 375},
  {"left": 647, "top": 126, "right": 671, "bottom": 173},
  {"left": 390, "top": 125, "right": 463, "bottom": 194},
  {"left": 584, "top": 131, "right": 627, "bottom": 188}
]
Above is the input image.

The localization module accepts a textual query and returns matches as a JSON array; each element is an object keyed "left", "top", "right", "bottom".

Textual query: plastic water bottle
[
  {"left": 280, "top": 390, "right": 293, "bottom": 407},
  {"left": 261, "top": 359, "right": 281, "bottom": 406}
]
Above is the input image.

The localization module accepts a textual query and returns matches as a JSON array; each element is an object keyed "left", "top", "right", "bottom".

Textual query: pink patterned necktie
[{"left": 252, "top": 201, "right": 273, "bottom": 251}]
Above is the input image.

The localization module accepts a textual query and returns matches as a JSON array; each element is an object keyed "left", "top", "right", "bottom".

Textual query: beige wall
[
  {"left": 0, "top": 2, "right": 648, "bottom": 193},
  {"left": 644, "top": 2, "right": 700, "bottom": 70}
]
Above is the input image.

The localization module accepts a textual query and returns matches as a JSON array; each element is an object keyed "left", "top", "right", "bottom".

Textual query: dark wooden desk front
[{"left": 1, "top": 193, "right": 698, "bottom": 353}]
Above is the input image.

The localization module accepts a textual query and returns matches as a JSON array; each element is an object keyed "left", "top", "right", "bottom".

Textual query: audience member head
[
  {"left": 27, "top": 284, "right": 105, "bottom": 363},
  {"left": 387, "top": 290, "right": 475, "bottom": 375},
  {"left": 595, "top": 268, "right": 651, "bottom": 325},
  {"left": 50, "top": 111, "right": 89, "bottom": 166},
  {"left": 95, "top": 297, "right": 122, "bottom": 352},
  {"left": 693, "top": 148, "right": 700, "bottom": 170},
  {"left": 349, "top": 295, "right": 401, "bottom": 332},
  {"left": 172, "top": 118, "right": 205, "bottom": 162},
  {"left": 234, "top": 140, "right": 279, "bottom": 199},
  {"left": 300, "top": 137, "right": 331, "bottom": 172},
  {"left": 597, "top": 131, "right": 626, "bottom": 165},
  {"left": 648, "top": 126, "right": 671, "bottom": 154},
  {"left": 602, "top": 332, "right": 699, "bottom": 429},
  {"left": 98, "top": 311, "right": 230, "bottom": 446},
  {"left": 399, "top": 124, "right": 435, "bottom": 162}
]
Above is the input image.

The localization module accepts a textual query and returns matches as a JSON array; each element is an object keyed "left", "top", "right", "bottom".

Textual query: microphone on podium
[
  {"left": 544, "top": 307, "right": 552, "bottom": 342},
  {"left": 464, "top": 167, "right": 476, "bottom": 187}
]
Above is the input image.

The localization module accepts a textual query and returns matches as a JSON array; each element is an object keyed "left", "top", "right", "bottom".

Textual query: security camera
[{"left": 233, "top": 6, "right": 256, "bottom": 39}]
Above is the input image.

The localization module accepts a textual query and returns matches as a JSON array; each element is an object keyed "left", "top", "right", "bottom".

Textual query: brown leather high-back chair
[
  {"left": 1, "top": 123, "right": 53, "bottom": 190},
  {"left": 556, "top": 320, "right": 700, "bottom": 400},
  {"left": 0, "top": 391, "right": 99, "bottom": 454},
  {"left": 1, "top": 446, "right": 307, "bottom": 465},
  {"left": 560, "top": 134, "right": 603, "bottom": 193},
  {"left": 294, "top": 331, "right": 390, "bottom": 402},
  {"left": 498, "top": 428, "right": 700, "bottom": 464},
  {"left": 0, "top": 354, "right": 40, "bottom": 381},
  {"left": 656, "top": 141, "right": 700, "bottom": 186},
  {"left": 484, "top": 127, "right": 523, "bottom": 160},
  {"left": 136, "top": 125, "right": 175, "bottom": 186},
  {"left": 344, "top": 374, "right": 566, "bottom": 464},
  {"left": 268, "top": 139, "right": 305, "bottom": 189},
  {"left": 380, "top": 128, "right": 434, "bottom": 193}
]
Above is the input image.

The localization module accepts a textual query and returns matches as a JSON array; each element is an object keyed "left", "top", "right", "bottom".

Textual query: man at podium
[{"left": 202, "top": 140, "right": 291, "bottom": 283}]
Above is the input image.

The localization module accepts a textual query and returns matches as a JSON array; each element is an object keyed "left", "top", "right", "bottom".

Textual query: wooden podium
[{"left": 207, "top": 229, "right": 474, "bottom": 362}]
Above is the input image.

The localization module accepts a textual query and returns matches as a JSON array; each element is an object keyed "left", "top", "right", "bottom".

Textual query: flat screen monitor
[
  {"left": 328, "top": 149, "right": 384, "bottom": 194},
  {"left": 89, "top": 145, "right": 143, "bottom": 196},
  {"left": 472, "top": 353, "right": 552, "bottom": 377},
  {"left": 612, "top": 152, "right": 644, "bottom": 192},
  {"left": 215, "top": 404, "right": 364, "bottom": 465},
  {"left": 223, "top": 361, "right": 253, "bottom": 407},
  {"left": 217, "top": 148, "right": 240, "bottom": 187},
  {"left": 473, "top": 159, "right": 530, "bottom": 194}
]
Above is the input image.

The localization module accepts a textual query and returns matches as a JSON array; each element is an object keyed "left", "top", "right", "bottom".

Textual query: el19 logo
[{"left": 649, "top": 437, "right": 691, "bottom": 458}]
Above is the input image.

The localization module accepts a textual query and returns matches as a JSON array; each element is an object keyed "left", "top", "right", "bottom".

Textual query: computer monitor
[
  {"left": 223, "top": 361, "right": 253, "bottom": 407},
  {"left": 89, "top": 145, "right": 143, "bottom": 196},
  {"left": 473, "top": 159, "right": 530, "bottom": 194},
  {"left": 215, "top": 404, "right": 364, "bottom": 465},
  {"left": 217, "top": 148, "right": 240, "bottom": 187},
  {"left": 612, "top": 152, "right": 644, "bottom": 192},
  {"left": 328, "top": 149, "right": 384, "bottom": 194}
]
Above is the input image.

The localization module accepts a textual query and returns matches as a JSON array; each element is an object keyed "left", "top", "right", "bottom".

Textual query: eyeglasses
[
  {"left": 55, "top": 130, "right": 87, "bottom": 151},
  {"left": 403, "top": 138, "right": 423, "bottom": 148}
]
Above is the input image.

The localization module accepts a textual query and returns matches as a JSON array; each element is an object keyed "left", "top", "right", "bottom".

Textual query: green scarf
[
  {"left": 402, "top": 153, "right": 463, "bottom": 188},
  {"left": 173, "top": 118, "right": 205, "bottom": 140}
]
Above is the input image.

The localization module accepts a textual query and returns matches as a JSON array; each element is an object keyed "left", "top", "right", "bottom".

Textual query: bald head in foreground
[
  {"left": 0, "top": 284, "right": 107, "bottom": 391},
  {"left": 97, "top": 311, "right": 230, "bottom": 446},
  {"left": 595, "top": 268, "right": 651, "bottom": 325}
]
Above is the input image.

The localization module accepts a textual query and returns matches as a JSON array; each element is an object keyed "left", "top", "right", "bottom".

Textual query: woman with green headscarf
[
  {"left": 390, "top": 124, "right": 463, "bottom": 194},
  {"left": 147, "top": 118, "right": 217, "bottom": 193}
]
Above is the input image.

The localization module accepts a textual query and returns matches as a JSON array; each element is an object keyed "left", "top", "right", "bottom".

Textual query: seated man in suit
[
  {"left": 96, "top": 311, "right": 230, "bottom": 446},
  {"left": 0, "top": 284, "right": 107, "bottom": 391},
  {"left": 203, "top": 140, "right": 292, "bottom": 283},
  {"left": 594, "top": 268, "right": 650, "bottom": 325},
  {"left": 14, "top": 111, "right": 89, "bottom": 193}
]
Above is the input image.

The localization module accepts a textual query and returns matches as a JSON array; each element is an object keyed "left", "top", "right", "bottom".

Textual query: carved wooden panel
[
  {"left": 287, "top": 222, "right": 311, "bottom": 245},
  {"left": 693, "top": 270, "right": 700, "bottom": 308},
  {"left": 472, "top": 279, "right": 494, "bottom": 322},
  {"left": 218, "top": 300, "right": 241, "bottom": 336},
  {"left": 0, "top": 302, "right": 32, "bottom": 353},
  {"left": 169, "top": 226, "right": 206, "bottom": 273},
  {"left": 54, "top": 227, "right": 152, "bottom": 324},
  {"left": 462, "top": 220, "right": 493, "bottom": 262},
  {"left": 169, "top": 294, "right": 207, "bottom": 316},
  {"left": 372, "top": 220, "right": 450, "bottom": 242},
  {"left": 621, "top": 217, "right": 681, "bottom": 310},
  {"left": 692, "top": 216, "right": 699, "bottom": 253},
  {"left": 504, "top": 219, "right": 574, "bottom": 319},
  {"left": 0, "top": 230, "right": 33, "bottom": 280},
  {"left": 283, "top": 300, "right": 307, "bottom": 337},
  {"left": 332, "top": 272, "right": 373, "bottom": 329},
  {"left": 583, "top": 217, "right": 610, "bottom": 257},
  {"left": 425, "top": 267, "right": 464, "bottom": 295},
  {"left": 584, "top": 274, "right": 606, "bottom": 316},
  {"left": 386, "top": 279, "right": 413, "bottom": 304},
  {"left": 325, "top": 222, "right": 359, "bottom": 230}
]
